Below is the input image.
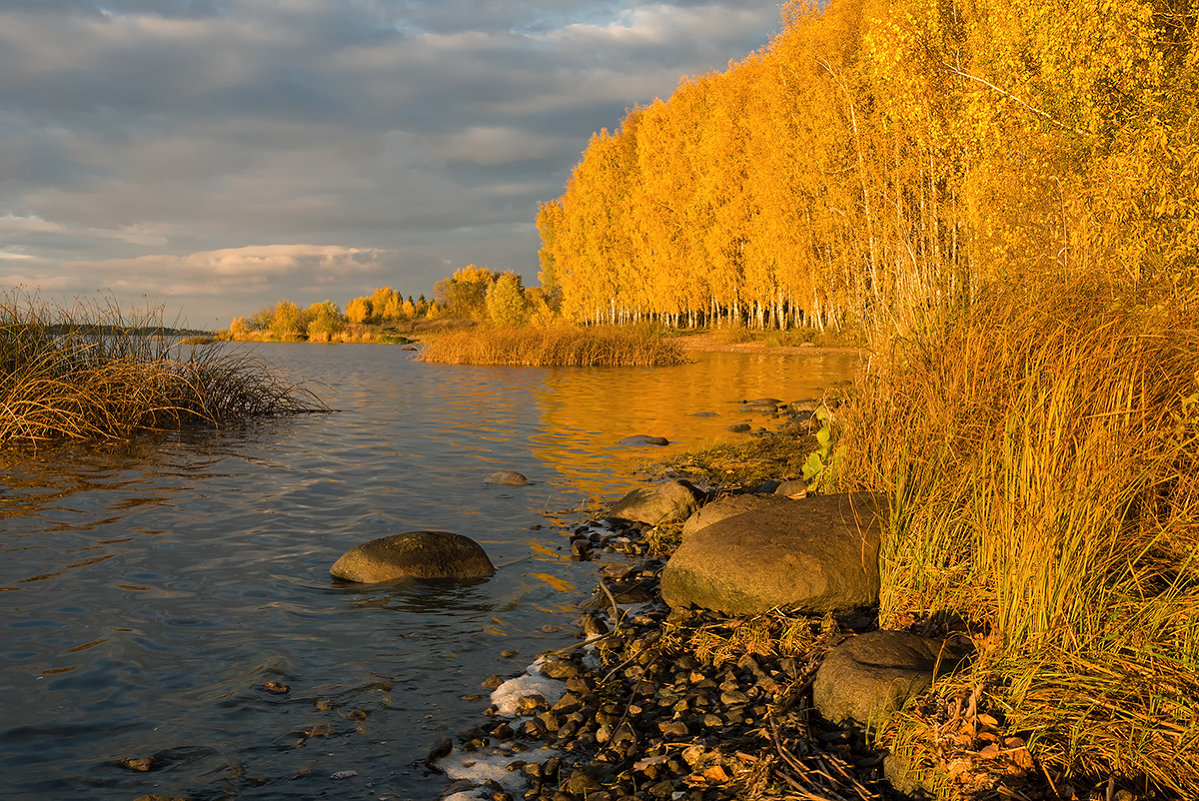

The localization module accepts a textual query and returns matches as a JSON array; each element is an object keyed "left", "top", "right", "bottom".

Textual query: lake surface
[{"left": 0, "top": 344, "right": 857, "bottom": 801}]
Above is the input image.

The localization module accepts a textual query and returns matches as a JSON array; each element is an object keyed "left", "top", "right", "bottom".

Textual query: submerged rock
[
  {"left": 813, "top": 630, "right": 973, "bottom": 730},
  {"left": 485, "top": 471, "right": 529, "bottom": 486},
  {"left": 330, "top": 531, "right": 495, "bottom": 583},
  {"left": 607, "top": 480, "right": 702, "bottom": 526},
  {"left": 617, "top": 434, "right": 670, "bottom": 447},
  {"left": 661, "top": 492, "right": 886, "bottom": 615}
]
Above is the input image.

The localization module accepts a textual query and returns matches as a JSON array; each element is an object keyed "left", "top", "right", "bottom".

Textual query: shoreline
[
  {"left": 430, "top": 457, "right": 1056, "bottom": 801},
  {"left": 432, "top": 515, "right": 901, "bottom": 801}
]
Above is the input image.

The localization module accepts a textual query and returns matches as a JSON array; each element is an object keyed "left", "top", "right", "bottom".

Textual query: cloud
[
  {"left": 0, "top": 0, "right": 783, "bottom": 324},
  {"left": 66, "top": 244, "right": 392, "bottom": 291}
]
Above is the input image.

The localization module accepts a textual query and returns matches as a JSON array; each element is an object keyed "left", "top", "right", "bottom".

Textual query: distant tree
[
  {"left": 434, "top": 265, "right": 499, "bottom": 320},
  {"left": 346, "top": 296, "right": 372, "bottom": 324},
  {"left": 268, "top": 300, "right": 307, "bottom": 340},
  {"left": 306, "top": 300, "right": 345, "bottom": 341},
  {"left": 485, "top": 272, "right": 529, "bottom": 326},
  {"left": 229, "top": 315, "right": 255, "bottom": 338},
  {"left": 370, "top": 287, "right": 404, "bottom": 322}
]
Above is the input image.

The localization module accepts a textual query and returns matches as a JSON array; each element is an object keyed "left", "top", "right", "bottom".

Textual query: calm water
[{"left": 0, "top": 344, "right": 857, "bottom": 801}]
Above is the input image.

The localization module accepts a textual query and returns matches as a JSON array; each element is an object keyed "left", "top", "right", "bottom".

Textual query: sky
[{"left": 0, "top": 0, "right": 785, "bottom": 329}]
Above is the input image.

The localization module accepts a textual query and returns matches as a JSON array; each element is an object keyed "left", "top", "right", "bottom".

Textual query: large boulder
[
  {"left": 608, "top": 480, "right": 702, "bottom": 526},
  {"left": 813, "top": 630, "right": 973, "bottom": 731},
  {"left": 330, "top": 531, "right": 495, "bottom": 583},
  {"left": 680, "top": 494, "right": 801, "bottom": 539},
  {"left": 661, "top": 492, "right": 885, "bottom": 615}
]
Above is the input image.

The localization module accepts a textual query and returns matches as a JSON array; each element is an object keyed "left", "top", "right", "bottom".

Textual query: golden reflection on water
[{"left": 530, "top": 350, "right": 859, "bottom": 496}]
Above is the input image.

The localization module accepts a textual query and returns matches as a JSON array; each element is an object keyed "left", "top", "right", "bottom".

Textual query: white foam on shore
[
  {"left": 490, "top": 672, "right": 566, "bottom": 717},
  {"left": 438, "top": 746, "right": 560, "bottom": 793}
]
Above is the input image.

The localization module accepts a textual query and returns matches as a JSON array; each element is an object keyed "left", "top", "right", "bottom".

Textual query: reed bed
[
  {"left": 0, "top": 299, "right": 326, "bottom": 444},
  {"left": 418, "top": 323, "right": 688, "bottom": 367},
  {"left": 835, "top": 280, "right": 1199, "bottom": 792}
]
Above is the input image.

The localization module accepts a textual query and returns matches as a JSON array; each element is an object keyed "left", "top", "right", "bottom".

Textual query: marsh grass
[
  {"left": 836, "top": 280, "right": 1199, "bottom": 792},
  {"left": 0, "top": 298, "right": 326, "bottom": 444},
  {"left": 417, "top": 323, "right": 688, "bottom": 367}
]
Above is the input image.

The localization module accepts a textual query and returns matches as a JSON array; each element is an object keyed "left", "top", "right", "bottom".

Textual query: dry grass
[
  {"left": 834, "top": 279, "right": 1199, "bottom": 793},
  {"left": 0, "top": 297, "right": 326, "bottom": 444},
  {"left": 418, "top": 323, "right": 688, "bottom": 367}
]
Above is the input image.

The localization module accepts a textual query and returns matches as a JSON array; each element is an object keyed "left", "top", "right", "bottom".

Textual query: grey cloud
[{"left": 0, "top": 0, "right": 782, "bottom": 324}]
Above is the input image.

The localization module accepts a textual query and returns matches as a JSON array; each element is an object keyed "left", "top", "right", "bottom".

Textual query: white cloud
[{"left": 69, "top": 244, "right": 392, "bottom": 287}]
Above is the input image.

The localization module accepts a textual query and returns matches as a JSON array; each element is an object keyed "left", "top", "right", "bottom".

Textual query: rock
[
  {"left": 787, "top": 397, "right": 821, "bottom": 412},
  {"left": 608, "top": 481, "right": 702, "bottom": 526},
  {"left": 561, "top": 770, "right": 603, "bottom": 795},
  {"left": 773, "top": 479, "right": 808, "bottom": 498},
  {"left": 739, "top": 401, "right": 777, "bottom": 414},
  {"left": 330, "top": 531, "right": 496, "bottom": 583},
  {"left": 661, "top": 493, "right": 886, "bottom": 615},
  {"left": 813, "top": 630, "right": 973, "bottom": 730},
  {"left": 617, "top": 434, "right": 670, "bottom": 447},
  {"left": 485, "top": 471, "right": 529, "bottom": 486},
  {"left": 883, "top": 752, "right": 936, "bottom": 798},
  {"left": 726, "top": 423, "right": 751, "bottom": 433},
  {"left": 426, "top": 736, "right": 454, "bottom": 766},
  {"left": 680, "top": 494, "right": 801, "bottom": 539}
]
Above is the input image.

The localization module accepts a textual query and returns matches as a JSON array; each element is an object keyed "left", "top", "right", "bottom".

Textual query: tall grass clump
[
  {"left": 835, "top": 280, "right": 1199, "bottom": 792},
  {"left": 418, "top": 323, "right": 688, "bottom": 367},
  {"left": 0, "top": 298, "right": 326, "bottom": 444}
]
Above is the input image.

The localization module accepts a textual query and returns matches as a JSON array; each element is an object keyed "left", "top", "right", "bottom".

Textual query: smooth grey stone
[{"left": 331, "top": 531, "right": 495, "bottom": 583}]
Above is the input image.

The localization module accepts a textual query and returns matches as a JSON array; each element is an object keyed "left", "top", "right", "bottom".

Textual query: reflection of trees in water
[{"left": 529, "top": 351, "right": 857, "bottom": 496}]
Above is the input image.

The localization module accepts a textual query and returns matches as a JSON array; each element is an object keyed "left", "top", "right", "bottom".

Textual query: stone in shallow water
[
  {"left": 617, "top": 434, "right": 670, "bottom": 447},
  {"left": 484, "top": 471, "right": 529, "bottom": 486},
  {"left": 330, "top": 531, "right": 495, "bottom": 583}
]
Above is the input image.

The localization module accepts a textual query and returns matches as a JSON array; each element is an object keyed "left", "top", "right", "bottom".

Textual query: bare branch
[{"left": 942, "top": 62, "right": 1093, "bottom": 137}]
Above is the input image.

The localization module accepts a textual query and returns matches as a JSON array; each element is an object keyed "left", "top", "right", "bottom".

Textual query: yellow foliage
[{"left": 539, "top": 0, "right": 1199, "bottom": 330}]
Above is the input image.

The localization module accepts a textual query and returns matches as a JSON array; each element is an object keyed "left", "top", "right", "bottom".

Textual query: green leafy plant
[{"left": 801, "top": 405, "right": 844, "bottom": 492}]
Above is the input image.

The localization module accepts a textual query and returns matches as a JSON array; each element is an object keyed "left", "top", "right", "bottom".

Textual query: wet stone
[
  {"left": 658, "top": 720, "right": 690, "bottom": 738},
  {"left": 539, "top": 658, "right": 581, "bottom": 680}
]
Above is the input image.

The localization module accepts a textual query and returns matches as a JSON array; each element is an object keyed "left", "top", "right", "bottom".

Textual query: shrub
[
  {"left": 0, "top": 297, "right": 326, "bottom": 444},
  {"left": 418, "top": 323, "right": 687, "bottom": 367}
]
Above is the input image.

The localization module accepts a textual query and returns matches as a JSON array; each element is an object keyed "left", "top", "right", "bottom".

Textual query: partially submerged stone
[
  {"left": 330, "top": 531, "right": 495, "bottom": 583},
  {"left": 661, "top": 492, "right": 886, "bottom": 615},
  {"left": 813, "top": 630, "right": 973, "bottom": 730},
  {"left": 485, "top": 471, "right": 529, "bottom": 486},
  {"left": 607, "top": 480, "right": 702, "bottom": 526},
  {"left": 617, "top": 434, "right": 670, "bottom": 447}
]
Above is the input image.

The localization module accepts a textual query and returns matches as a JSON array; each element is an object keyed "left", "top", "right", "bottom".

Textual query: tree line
[
  {"left": 229, "top": 266, "right": 557, "bottom": 341},
  {"left": 537, "top": 0, "right": 1198, "bottom": 331}
]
